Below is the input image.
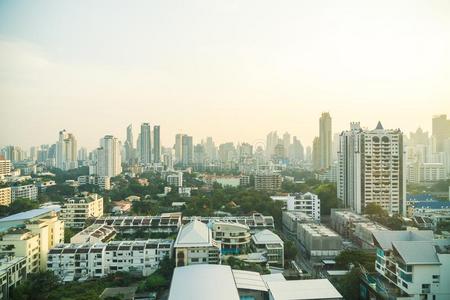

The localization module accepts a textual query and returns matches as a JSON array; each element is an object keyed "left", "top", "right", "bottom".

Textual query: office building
[
  {"left": 56, "top": 130, "right": 78, "bottom": 170},
  {"left": 60, "top": 194, "right": 104, "bottom": 228},
  {"left": 47, "top": 239, "right": 173, "bottom": 281},
  {"left": 337, "top": 122, "right": 406, "bottom": 215},
  {"left": 251, "top": 229, "right": 284, "bottom": 267},
  {"left": 0, "top": 188, "right": 11, "bottom": 207},
  {"left": 365, "top": 230, "right": 450, "bottom": 300},
  {"left": 139, "top": 123, "right": 152, "bottom": 164},
  {"left": 11, "top": 184, "right": 38, "bottom": 201},
  {"left": 153, "top": 125, "right": 161, "bottom": 163},
  {"left": 97, "top": 135, "right": 122, "bottom": 177},
  {"left": 319, "top": 112, "right": 332, "bottom": 169},
  {"left": 174, "top": 220, "right": 221, "bottom": 267}
]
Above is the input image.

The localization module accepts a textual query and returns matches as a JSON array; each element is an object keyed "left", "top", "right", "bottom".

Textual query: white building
[
  {"left": 0, "top": 256, "right": 27, "bottom": 300},
  {"left": 370, "top": 230, "right": 450, "bottom": 300},
  {"left": 173, "top": 220, "right": 221, "bottom": 267},
  {"left": 78, "top": 175, "right": 111, "bottom": 190},
  {"left": 11, "top": 184, "right": 38, "bottom": 201},
  {"left": 337, "top": 122, "right": 406, "bottom": 215},
  {"left": 271, "top": 192, "right": 320, "bottom": 221},
  {"left": 407, "top": 162, "right": 447, "bottom": 184},
  {"left": 48, "top": 240, "right": 173, "bottom": 281},
  {"left": 96, "top": 135, "right": 122, "bottom": 177},
  {"left": 211, "top": 221, "right": 251, "bottom": 255},
  {"left": 61, "top": 194, "right": 104, "bottom": 228},
  {"left": 70, "top": 224, "right": 116, "bottom": 244},
  {"left": 56, "top": 130, "right": 78, "bottom": 170},
  {"left": 251, "top": 229, "right": 284, "bottom": 267},
  {"left": 167, "top": 172, "right": 183, "bottom": 187}
]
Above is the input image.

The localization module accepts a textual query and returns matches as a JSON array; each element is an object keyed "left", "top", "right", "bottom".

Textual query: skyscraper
[
  {"left": 124, "top": 124, "right": 135, "bottom": 163},
  {"left": 139, "top": 123, "right": 152, "bottom": 164},
  {"left": 174, "top": 134, "right": 184, "bottom": 163},
  {"left": 312, "top": 137, "right": 320, "bottom": 170},
  {"left": 337, "top": 122, "right": 406, "bottom": 215},
  {"left": 153, "top": 125, "right": 161, "bottom": 163},
  {"left": 181, "top": 135, "right": 193, "bottom": 166},
  {"left": 56, "top": 130, "right": 78, "bottom": 170},
  {"left": 266, "top": 131, "right": 279, "bottom": 159},
  {"left": 319, "top": 112, "right": 332, "bottom": 169}
]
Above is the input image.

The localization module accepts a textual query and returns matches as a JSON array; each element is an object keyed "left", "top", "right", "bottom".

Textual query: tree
[
  {"left": 284, "top": 240, "right": 298, "bottom": 261},
  {"left": 12, "top": 271, "right": 60, "bottom": 300},
  {"left": 364, "top": 203, "right": 387, "bottom": 217},
  {"left": 336, "top": 267, "right": 362, "bottom": 300},
  {"left": 335, "top": 249, "right": 375, "bottom": 272},
  {"left": 314, "top": 183, "right": 340, "bottom": 216},
  {"left": 8, "top": 198, "right": 39, "bottom": 215}
]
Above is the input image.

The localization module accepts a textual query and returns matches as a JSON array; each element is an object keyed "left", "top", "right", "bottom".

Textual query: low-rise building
[
  {"left": 0, "top": 188, "right": 11, "bottom": 207},
  {"left": 61, "top": 193, "right": 103, "bottom": 228},
  {"left": 0, "top": 256, "right": 27, "bottom": 300},
  {"left": 363, "top": 230, "right": 450, "bottom": 300},
  {"left": 297, "top": 223, "right": 342, "bottom": 258},
  {"left": 254, "top": 173, "right": 282, "bottom": 191},
  {"left": 11, "top": 184, "right": 38, "bottom": 201},
  {"left": 77, "top": 175, "right": 111, "bottom": 190},
  {"left": 167, "top": 172, "right": 183, "bottom": 187},
  {"left": 282, "top": 210, "right": 315, "bottom": 239},
  {"left": 47, "top": 239, "right": 174, "bottom": 281},
  {"left": 251, "top": 229, "right": 284, "bottom": 267},
  {"left": 211, "top": 221, "right": 251, "bottom": 255},
  {"left": 183, "top": 213, "right": 275, "bottom": 232},
  {"left": 0, "top": 229, "right": 40, "bottom": 274},
  {"left": 0, "top": 206, "right": 61, "bottom": 232},
  {"left": 70, "top": 224, "right": 116, "bottom": 244},
  {"left": 174, "top": 219, "right": 221, "bottom": 267}
]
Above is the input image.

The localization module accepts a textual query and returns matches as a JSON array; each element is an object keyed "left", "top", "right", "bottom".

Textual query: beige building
[
  {"left": 211, "top": 221, "right": 251, "bottom": 255},
  {"left": 0, "top": 211, "right": 64, "bottom": 273},
  {"left": 254, "top": 173, "right": 282, "bottom": 191},
  {"left": 0, "top": 160, "right": 11, "bottom": 177},
  {"left": 61, "top": 193, "right": 103, "bottom": 228},
  {"left": 0, "top": 188, "right": 11, "bottom": 206}
]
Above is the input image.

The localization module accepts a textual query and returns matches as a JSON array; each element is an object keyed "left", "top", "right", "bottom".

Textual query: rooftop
[
  {"left": 266, "top": 279, "right": 342, "bottom": 300},
  {"left": 252, "top": 229, "right": 283, "bottom": 244},
  {"left": 174, "top": 219, "right": 214, "bottom": 248},
  {"left": 372, "top": 230, "right": 434, "bottom": 251}
]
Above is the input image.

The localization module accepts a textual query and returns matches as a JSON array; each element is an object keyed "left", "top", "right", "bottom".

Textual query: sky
[{"left": 0, "top": 0, "right": 449, "bottom": 150}]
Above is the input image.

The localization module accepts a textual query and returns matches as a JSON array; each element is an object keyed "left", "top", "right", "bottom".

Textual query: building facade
[{"left": 61, "top": 194, "right": 104, "bottom": 228}]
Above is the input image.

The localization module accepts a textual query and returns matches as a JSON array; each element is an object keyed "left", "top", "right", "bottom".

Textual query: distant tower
[
  {"left": 153, "top": 125, "right": 161, "bottom": 163},
  {"left": 319, "top": 112, "right": 332, "bottom": 169},
  {"left": 139, "top": 123, "right": 152, "bottom": 164},
  {"left": 97, "top": 135, "right": 122, "bottom": 177}
]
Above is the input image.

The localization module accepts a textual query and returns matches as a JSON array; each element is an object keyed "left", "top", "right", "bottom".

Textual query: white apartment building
[
  {"left": 61, "top": 194, "right": 103, "bottom": 228},
  {"left": 167, "top": 172, "right": 183, "bottom": 187},
  {"left": 78, "top": 175, "right": 111, "bottom": 190},
  {"left": 271, "top": 192, "right": 320, "bottom": 221},
  {"left": 407, "top": 162, "right": 447, "bottom": 184},
  {"left": 174, "top": 220, "right": 221, "bottom": 267},
  {"left": 56, "top": 130, "right": 78, "bottom": 171},
  {"left": 96, "top": 135, "right": 122, "bottom": 177},
  {"left": 370, "top": 230, "right": 450, "bottom": 300},
  {"left": 11, "top": 184, "right": 38, "bottom": 201},
  {"left": 211, "top": 221, "right": 251, "bottom": 255},
  {"left": 337, "top": 122, "right": 406, "bottom": 215},
  {"left": 47, "top": 240, "right": 174, "bottom": 281},
  {"left": 251, "top": 229, "right": 284, "bottom": 267},
  {"left": 0, "top": 256, "right": 27, "bottom": 300},
  {"left": 0, "top": 188, "right": 11, "bottom": 206}
]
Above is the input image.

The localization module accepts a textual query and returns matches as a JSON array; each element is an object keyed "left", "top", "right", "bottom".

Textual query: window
[
  {"left": 191, "top": 258, "right": 199, "bottom": 262},
  {"left": 432, "top": 275, "right": 439, "bottom": 283}
]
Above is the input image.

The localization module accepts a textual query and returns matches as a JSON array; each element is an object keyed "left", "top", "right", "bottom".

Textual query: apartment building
[
  {"left": 48, "top": 240, "right": 174, "bottom": 281},
  {"left": 0, "top": 188, "right": 11, "bottom": 207},
  {"left": 174, "top": 220, "right": 221, "bottom": 267},
  {"left": 11, "top": 184, "right": 38, "bottom": 201},
  {"left": 297, "top": 223, "right": 342, "bottom": 258},
  {"left": 254, "top": 173, "right": 282, "bottom": 191},
  {"left": 211, "top": 221, "right": 251, "bottom": 255},
  {"left": 182, "top": 213, "right": 275, "bottom": 232},
  {"left": 271, "top": 192, "right": 321, "bottom": 221},
  {"left": 251, "top": 229, "right": 284, "bottom": 267},
  {"left": 61, "top": 194, "right": 103, "bottom": 228},
  {"left": 364, "top": 230, "right": 450, "bottom": 300},
  {"left": 0, "top": 256, "right": 27, "bottom": 300},
  {"left": 167, "top": 172, "right": 183, "bottom": 187},
  {"left": 0, "top": 160, "right": 12, "bottom": 177}
]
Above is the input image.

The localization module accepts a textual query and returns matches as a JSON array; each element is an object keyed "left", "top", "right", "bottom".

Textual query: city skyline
[{"left": 1, "top": 1, "right": 450, "bottom": 149}]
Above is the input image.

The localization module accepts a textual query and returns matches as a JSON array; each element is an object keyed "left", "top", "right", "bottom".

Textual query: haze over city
[{"left": 1, "top": 0, "right": 450, "bottom": 149}]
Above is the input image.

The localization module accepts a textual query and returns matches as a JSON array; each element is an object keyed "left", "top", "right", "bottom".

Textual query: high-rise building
[
  {"left": 153, "top": 125, "right": 161, "bottom": 163},
  {"left": 56, "top": 130, "right": 78, "bottom": 170},
  {"left": 204, "top": 137, "right": 217, "bottom": 161},
  {"left": 139, "top": 123, "right": 152, "bottom": 164},
  {"left": 174, "top": 134, "right": 184, "bottom": 163},
  {"left": 306, "top": 146, "right": 312, "bottom": 162},
  {"left": 0, "top": 159, "right": 11, "bottom": 176},
  {"left": 97, "top": 135, "right": 122, "bottom": 177},
  {"left": 319, "top": 112, "right": 332, "bottom": 169},
  {"left": 124, "top": 124, "right": 135, "bottom": 163},
  {"left": 266, "top": 131, "right": 279, "bottom": 159},
  {"left": 337, "top": 122, "right": 406, "bottom": 215},
  {"left": 181, "top": 135, "right": 193, "bottom": 166},
  {"left": 432, "top": 114, "right": 450, "bottom": 152},
  {"left": 312, "top": 137, "right": 320, "bottom": 170},
  {"left": 1, "top": 146, "right": 24, "bottom": 162}
]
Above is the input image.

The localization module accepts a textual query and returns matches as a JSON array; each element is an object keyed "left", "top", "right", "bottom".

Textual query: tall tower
[
  {"left": 98, "top": 135, "right": 122, "bottom": 177},
  {"left": 319, "top": 112, "right": 332, "bottom": 169},
  {"left": 181, "top": 135, "right": 193, "bottom": 166},
  {"left": 153, "top": 125, "right": 161, "bottom": 163},
  {"left": 174, "top": 134, "right": 184, "bottom": 163},
  {"left": 337, "top": 121, "right": 406, "bottom": 216},
  {"left": 56, "top": 130, "right": 78, "bottom": 170},
  {"left": 139, "top": 123, "right": 152, "bottom": 164},
  {"left": 432, "top": 114, "right": 450, "bottom": 152}
]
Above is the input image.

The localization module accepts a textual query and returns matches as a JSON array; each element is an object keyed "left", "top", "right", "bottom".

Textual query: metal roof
[
  {"left": 0, "top": 206, "right": 59, "bottom": 222},
  {"left": 392, "top": 241, "right": 440, "bottom": 265},
  {"left": 252, "top": 229, "right": 283, "bottom": 244},
  {"left": 174, "top": 219, "right": 214, "bottom": 248},
  {"left": 266, "top": 279, "right": 342, "bottom": 300},
  {"left": 232, "top": 269, "right": 268, "bottom": 292},
  {"left": 372, "top": 230, "right": 434, "bottom": 251}
]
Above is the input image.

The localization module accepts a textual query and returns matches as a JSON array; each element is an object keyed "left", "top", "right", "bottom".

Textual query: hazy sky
[{"left": 1, "top": 0, "right": 449, "bottom": 150}]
